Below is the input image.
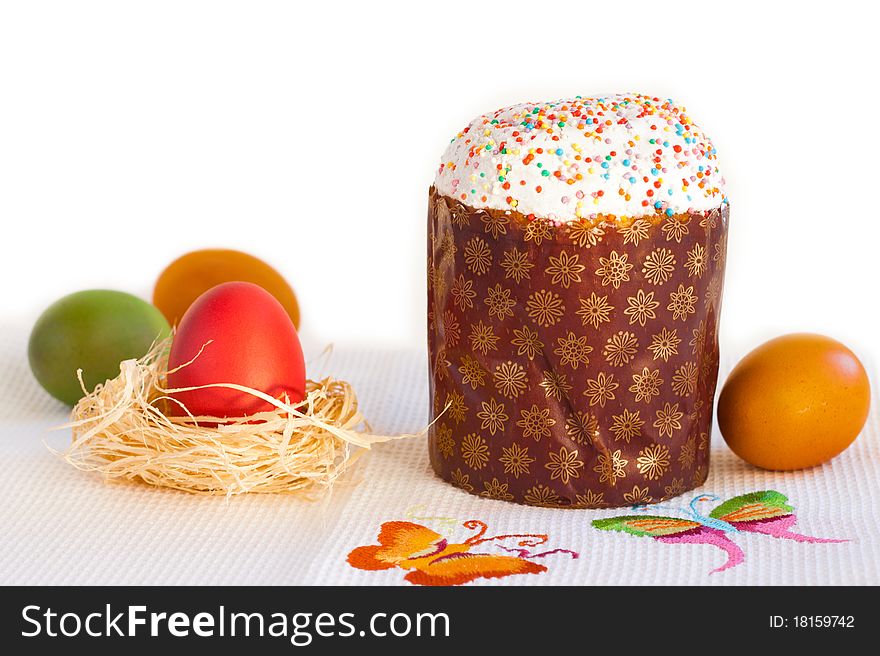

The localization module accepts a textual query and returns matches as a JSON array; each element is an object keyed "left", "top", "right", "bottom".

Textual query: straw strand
[{"left": 59, "top": 338, "right": 418, "bottom": 497}]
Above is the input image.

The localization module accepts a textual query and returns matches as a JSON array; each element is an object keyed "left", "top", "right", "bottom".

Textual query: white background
[
  {"left": 1, "top": 1, "right": 879, "bottom": 589},
  {"left": 1, "top": 0, "right": 878, "bottom": 361}
]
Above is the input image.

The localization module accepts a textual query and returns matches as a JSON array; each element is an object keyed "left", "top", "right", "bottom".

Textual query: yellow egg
[{"left": 717, "top": 333, "right": 871, "bottom": 470}]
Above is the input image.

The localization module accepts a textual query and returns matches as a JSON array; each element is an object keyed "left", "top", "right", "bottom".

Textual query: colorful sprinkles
[{"left": 435, "top": 94, "right": 726, "bottom": 224}]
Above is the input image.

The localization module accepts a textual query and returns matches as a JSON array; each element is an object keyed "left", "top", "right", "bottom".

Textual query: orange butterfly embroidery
[{"left": 347, "top": 519, "right": 577, "bottom": 586}]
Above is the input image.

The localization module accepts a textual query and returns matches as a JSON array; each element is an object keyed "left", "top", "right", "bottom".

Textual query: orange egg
[
  {"left": 717, "top": 333, "right": 871, "bottom": 470},
  {"left": 153, "top": 249, "right": 300, "bottom": 328}
]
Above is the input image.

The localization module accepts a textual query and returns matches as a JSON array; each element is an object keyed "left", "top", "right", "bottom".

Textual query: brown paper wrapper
[{"left": 427, "top": 187, "right": 728, "bottom": 508}]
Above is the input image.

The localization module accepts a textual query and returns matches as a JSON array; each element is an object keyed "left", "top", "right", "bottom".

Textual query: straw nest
[{"left": 60, "top": 338, "right": 415, "bottom": 497}]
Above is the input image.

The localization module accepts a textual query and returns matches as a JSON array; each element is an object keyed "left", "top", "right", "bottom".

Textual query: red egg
[{"left": 167, "top": 281, "right": 306, "bottom": 418}]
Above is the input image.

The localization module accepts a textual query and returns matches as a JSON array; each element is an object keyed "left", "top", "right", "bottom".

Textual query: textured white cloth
[{"left": 0, "top": 324, "right": 877, "bottom": 586}]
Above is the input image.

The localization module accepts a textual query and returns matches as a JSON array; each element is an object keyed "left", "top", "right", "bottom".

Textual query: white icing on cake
[{"left": 434, "top": 93, "right": 726, "bottom": 223}]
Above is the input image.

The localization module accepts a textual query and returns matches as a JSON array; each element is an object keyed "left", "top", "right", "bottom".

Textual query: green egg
[{"left": 28, "top": 290, "right": 171, "bottom": 406}]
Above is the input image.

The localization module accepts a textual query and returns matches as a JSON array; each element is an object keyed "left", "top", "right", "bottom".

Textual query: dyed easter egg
[
  {"left": 166, "top": 281, "right": 306, "bottom": 418},
  {"left": 717, "top": 333, "right": 870, "bottom": 470},
  {"left": 153, "top": 249, "right": 300, "bottom": 328},
  {"left": 28, "top": 290, "right": 171, "bottom": 405}
]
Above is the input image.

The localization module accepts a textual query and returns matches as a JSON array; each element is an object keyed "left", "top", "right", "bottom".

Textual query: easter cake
[{"left": 427, "top": 93, "right": 728, "bottom": 507}]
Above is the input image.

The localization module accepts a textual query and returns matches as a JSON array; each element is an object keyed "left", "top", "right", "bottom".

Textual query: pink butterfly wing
[{"left": 656, "top": 526, "right": 745, "bottom": 574}]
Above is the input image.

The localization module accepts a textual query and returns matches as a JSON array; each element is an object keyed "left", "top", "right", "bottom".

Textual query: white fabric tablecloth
[{"left": 1, "top": 324, "right": 877, "bottom": 585}]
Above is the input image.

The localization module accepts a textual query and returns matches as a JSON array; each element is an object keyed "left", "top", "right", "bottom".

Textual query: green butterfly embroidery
[{"left": 593, "top": 491, "right": 846, "bottom": 574}]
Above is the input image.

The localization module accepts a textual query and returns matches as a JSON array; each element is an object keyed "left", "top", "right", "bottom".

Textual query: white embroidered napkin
[{"left": 0, "top": 324, "right": 875, "bottom": 585}]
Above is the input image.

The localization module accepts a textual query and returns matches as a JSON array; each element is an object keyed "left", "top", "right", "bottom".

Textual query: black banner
[{"left": 0, "top": 585, "right": 867, "bottom": 652}]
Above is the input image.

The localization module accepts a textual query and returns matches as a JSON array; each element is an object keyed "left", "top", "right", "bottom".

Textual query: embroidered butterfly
[
  {"left": 348, "top": 519, "right": 577, "bottom": 586},
  {"left": 592, "top": 490, "right": 846, "bottom": 574}
]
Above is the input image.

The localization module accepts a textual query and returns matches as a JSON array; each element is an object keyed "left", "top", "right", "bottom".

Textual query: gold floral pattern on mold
[
  {"left": 442, "top": 310, "right": 460, "bottom": 348},
  {"left": 481, "top": 477, "right": 514, "bottom": 501},
  {"left": 679, "top": 434, "right": 697, "bottom": 469},
  {"left": 526, "top": 289, "right": 565, "bottom": 327},
  {"left": 637, "top": 443, "right": 671, "bottom": 481},
  {"left": 450, "top": 468, "right": 473, "bottom": 492},
  {"left": 458, "top": 355, "right": 486, "bottom": 390},
  {"left": 618, "top": 218, "right": 652, "bottom": 246},
  {"left": 511, "top": 325, "right": 544, "bottom": 360},
  {"left": 671, "top": 361, "right": 699, "bottom": 397},
  {"left": 685, "top": 243, "right": 707, "bottom": 278},
  {"left": 668, "top": 284, "right": 697, "bottom": 321},
  {"left": 648, "top": 327, "right": 681, "bottom": 362},
  {"left": 568, "top": 222, "right": 605, "bottom": 249},
  {"left": 477, "top": 398, "right": 508, "bottom": 436},
  {"left": 517, "top": 404, "right": 556, "bottom": 441},
  {"left": 460, "top": 433, "right": 490, "bottom": 470},
  {"left": 576, "top": 292, "right": 614, "bottom": 329},
  {"left": 596, "top": 251, "right": 633, "bottom": 289},
  {"left": 630, "top": 367, "right": 663, "bottom": 403},
  {"left": 576, "top": 490, "right": 607, "bottom": 508},
  {"left": 603, "top": 331, "right": 639, "bottom": 367},
  {"left": 469, "top": 320, "right": 499, "bottom": 355},
  {"left": 610, "top": 408, "right": 644, "bottom": 443},
  {"left": 545, "top": 251, "right": 585, "bottom": 289},
  {"left": 654, "top": 402, "right": 684, "bottom": 439},
  {"left": 445, "top": 391, "right": 468, "bottom": 424},
  {"left": 594, "top": 449, "right": 628, "bottom": 486},
  {"left": 437, "top": 424, "right": 455, "bottom": 459},
  {"left": 450, "top": 275, "right": 476, "bottom": 311},
  {"left": 500, "top": 442, "right": 534, "bottom": 478},
  {"left": 624, "top": 289, "right": 659, "bottom": 326},
  {"left": 584, "top": 372, "right": 618, "bottom": 408},
  {"left": 464, "top": 236, "right": 493, "bottom": 275},
  {"left": 523, "top": 484, "right": 562, "bottom": 507},
  {"left": 546, "top": 446, "right": 584, "bottom": 485},
  {"left": 566, "top": 411, "right": 599, "bottom": 445},
  {"left": 661, "top": 215, "right": 690, "bottom": 243},
  {"left": 427, "top": 192, "right": 727, "bottom": 508},
  {"left": 500, "top": 247, "right": 534, "bottom": 283},
  {"left": 484, "top": 284, "right": 516, "bottom": 320},
  {"left": 642, "top": 248, "right": 677, "bottom": 285},
  {"left": 494, "top": 361, "right": 528, "bottom": 399},
  {"left": 554, "top": 332, "right": 593, "bottom": 369},
  {"left": 481, "top": 212, "right": 509, "bottom": 240},
  {"left": 623, "top": 485, "right": 652, "bottom": 504},
  {"left": 540, "top": 370, "right": 572, "bottom": 401}
]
